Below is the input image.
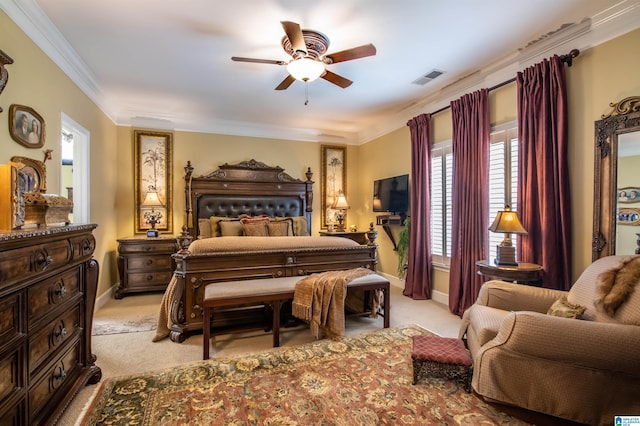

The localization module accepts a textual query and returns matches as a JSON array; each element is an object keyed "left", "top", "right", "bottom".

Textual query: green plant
[{"left": 396, "top": 217, "right": 410, "bottom": 279}]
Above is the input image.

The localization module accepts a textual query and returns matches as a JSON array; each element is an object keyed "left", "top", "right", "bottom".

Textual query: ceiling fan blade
[
  {"left": 325, "top": 43, "right": 376, "bottom": 64},
  {"left": 281, "top": 21, "right": 307, "bottom": 57},
  {"left": 231, "top": 56, "right": 286, "bottom": 65},
  {"left": 321, "top": 70, "right": 352, "bottom": 88},
  {"left": 275, "top": 74, "right": 296, "bottom": 90}
]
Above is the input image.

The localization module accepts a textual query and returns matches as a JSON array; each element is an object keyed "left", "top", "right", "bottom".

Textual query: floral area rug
[
  {"left": 82, "top": 325, "right": 529, "bottom": 425},
  {"left": 92, "top": 313, "right": 157, "bottom": 336}
]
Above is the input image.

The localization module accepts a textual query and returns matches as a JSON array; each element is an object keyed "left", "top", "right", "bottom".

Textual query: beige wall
[
  {"left": 1, "top": 11, "right": 119, "bottom": 297},
  {"left": 3, "top": 7, "right": 640, "bottom": 299},
  {"left": 357, "top": 28, "right": 640, "bottom": 294}
]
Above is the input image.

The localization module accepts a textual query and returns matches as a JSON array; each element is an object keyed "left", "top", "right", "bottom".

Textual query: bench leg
[
  {"left": 383, "top": 286, "right": 390, "bottom": 328},
  {"left": 203, "top": 306, "right": 211, "bottom": 360},
  {"left": 272, "top": 299, "right": 281, "bottom": 347}
]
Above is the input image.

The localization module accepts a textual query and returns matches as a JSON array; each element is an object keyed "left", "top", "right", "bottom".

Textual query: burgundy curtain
[
  {"left": 448, "top": 89, "right": 490, "bottom": 316},
  {"left": 516, "top": 56, "right": 572, "bottom": 290},
  {"left": 403, "top": 113, "right": 432, "bottom": 299}
]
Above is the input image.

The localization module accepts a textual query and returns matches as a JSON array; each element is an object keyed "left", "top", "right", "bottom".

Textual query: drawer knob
[
  {"left": 55, "top": 326, "right": 68, "bottom": 341},
  {"left": 55, "top": 284, "right": 67, "bottom": 298},
  {"left": 145, "top": 259, "right": 153, "bottom": 266},
  {"left": 146, "top": 274, "right": 153, "bottom": 281},
  {"left": 53, "top": 364, "right": 67, "bottom": 382}
]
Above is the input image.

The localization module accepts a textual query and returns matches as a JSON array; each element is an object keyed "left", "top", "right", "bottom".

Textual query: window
[{"left": 430, "top": 123, "right": 518, "bottom": 268}]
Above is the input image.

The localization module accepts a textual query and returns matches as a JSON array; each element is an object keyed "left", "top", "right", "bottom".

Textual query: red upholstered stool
[{"left": 411, "top": 335, "right": 473, "bottom": 392}]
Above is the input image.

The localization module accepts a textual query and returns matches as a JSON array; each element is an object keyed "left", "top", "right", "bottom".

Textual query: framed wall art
[
  {"left": 618, "top": 187, "right": 640, "bottom": 203},
  {"left": 134, "top": 130, "right": 173, "bottom": 235},
  {"left": 321, "top": 144, "right": 347, "bottom": 229},
  {"left": 9, "top": 104, "right": 45, "bottom": 148}
]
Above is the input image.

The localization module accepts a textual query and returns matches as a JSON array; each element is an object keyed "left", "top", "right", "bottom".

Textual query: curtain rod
[{"left": 428, "top": 49, "right": 580, "bottom": 117}]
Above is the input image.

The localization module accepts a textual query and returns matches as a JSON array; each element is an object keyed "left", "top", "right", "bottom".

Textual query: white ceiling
[{"left": 3, "top": 0, "right": 639, "bottom": 144}]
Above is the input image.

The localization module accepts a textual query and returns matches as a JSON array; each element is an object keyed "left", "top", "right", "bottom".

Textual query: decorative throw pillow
[
  {"left": 219, "top": 220, "right": 243, "bottom": 236},
  {"left": 242, "top": 221, "right": 269, "bottom": 236},
  {"left": 210, "top": 216, "right": 240, "bottom": 237},
  {"left": 267, "top": 220, "right": 293, "bottom": 236},
  {"left": 239, "top": 214, "right": 271, "bottom": 224},
  {"left": 547, "top": 296, "right": 586, "bottom": 319},
  {"left": 291, "top": 216, "right": 310, "bottom": 236},
  {"left": 198, "top": 218, "right": 212, "bottom": 239}
]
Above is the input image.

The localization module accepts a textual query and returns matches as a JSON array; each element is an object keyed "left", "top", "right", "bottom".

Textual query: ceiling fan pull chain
[{"left": 305, "top": 82, "right": 309, "bottom": 106}]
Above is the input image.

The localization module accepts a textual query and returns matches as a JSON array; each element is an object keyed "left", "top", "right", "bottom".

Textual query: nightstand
[
  {"left": 319, "top": 230, "right": 368, "bottom": 244},
  {"left": 476, "top": 260, "right": 543, "bottom": 286},
  {"left": 116, "top": 236, "right": 177, "bottom": 298}
]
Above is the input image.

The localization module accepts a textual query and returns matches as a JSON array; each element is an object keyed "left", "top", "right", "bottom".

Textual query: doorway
[{"left": 60, "top": 113, "right": 90, "bottom": 224}]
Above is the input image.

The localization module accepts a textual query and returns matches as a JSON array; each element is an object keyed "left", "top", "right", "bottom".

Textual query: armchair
[{"left": 459, "top": 255, "right": 640, "bottom": 425}]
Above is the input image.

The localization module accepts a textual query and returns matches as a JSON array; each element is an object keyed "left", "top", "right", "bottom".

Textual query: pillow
[
  {"left": 240, "top": 214, "right": 270, "bottom": 224},
  {"left": 219, "top": 220, "right": 244, "bottom": 236},
  {"left": 209, "top": 216, "right": 241, "bottom": 237},
  {"left": 198, "top": 218, "right": 212, "bottom": 239},
  {"left": 547, "top": 296, "right": 586, "bottom": 319},
  {"left": 242, "top": 221, "right": 269, "bottom": 236},
  {"left": 267, "top": 220, "right": 293, "bottom": 236},
  {"left": 291, "top": 216, "right": 310, "bottom": 236}
]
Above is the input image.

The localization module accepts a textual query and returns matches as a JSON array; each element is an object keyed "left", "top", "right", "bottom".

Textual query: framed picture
[
  {"left": 618, "top": 187, "right": 640, "bottom": 203},
  {"left": 9, "top": 104, "right": 45, "bottom": 148},
  {"left": 134, "top": 130, "right": 173, "bottom": 235},
  {"left": 321, "top": 144, "right": 347, "bottom": 229}
]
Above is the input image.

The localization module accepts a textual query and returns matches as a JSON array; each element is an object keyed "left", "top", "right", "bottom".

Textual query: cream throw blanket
[{"left": 292, "top": 268, "right": 374, "bottom": 340}]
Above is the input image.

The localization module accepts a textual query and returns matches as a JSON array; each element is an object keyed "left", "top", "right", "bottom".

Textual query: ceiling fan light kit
[
  {"left": 286, "top": 57, "right": 325, "bottom": 82},
  {"left": 231, "top": 21, "right": 376, "bottom": 91}
]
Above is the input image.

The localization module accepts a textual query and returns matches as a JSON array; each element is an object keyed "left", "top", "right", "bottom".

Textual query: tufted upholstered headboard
[{"left": 184, "top": 159, "right": 314, "bottom": 239}]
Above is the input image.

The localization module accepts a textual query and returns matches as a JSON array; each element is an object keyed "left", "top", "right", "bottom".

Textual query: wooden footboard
[{"left": 168, "top": 243, "right": 377, "bottom": 342}]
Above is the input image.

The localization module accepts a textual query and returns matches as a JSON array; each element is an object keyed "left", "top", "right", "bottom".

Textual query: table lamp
[
  {"left": 332, "top": 190, "right": 350, "bottom": 231},
  {"left": 488, "top": 205, "right": 527, "bottom": 266},
  {"left": 142, "top": 187, "right": 164, "bottom": 237}
]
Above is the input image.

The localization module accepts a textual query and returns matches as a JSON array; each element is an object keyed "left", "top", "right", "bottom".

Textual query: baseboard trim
[
  {"left": 94, "top": 286, "right": 116, "bottom": 311},
  {"left": 377, "top": 272, "right": 449, "bottom": 306}
]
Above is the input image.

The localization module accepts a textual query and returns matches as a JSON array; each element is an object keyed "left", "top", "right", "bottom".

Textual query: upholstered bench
[
  {"left": 411, "top": 335, "right": 473, "bottom": 392},
  {"left": 202, "top": 274, "right": 390, "bottom": 359}
]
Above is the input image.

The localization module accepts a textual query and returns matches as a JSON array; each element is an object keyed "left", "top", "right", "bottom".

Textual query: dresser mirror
[{"left": 592, "top": 96, "right": 640, "bottom": 260}]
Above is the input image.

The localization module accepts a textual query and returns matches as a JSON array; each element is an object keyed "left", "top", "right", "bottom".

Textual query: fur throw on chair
[{"left": 595, "top": 256, "right": 640, "bottom": 316}]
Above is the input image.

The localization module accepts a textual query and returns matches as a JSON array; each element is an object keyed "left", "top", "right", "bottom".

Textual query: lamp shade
[
  {"left": 286, "top": 58, "right": 325, "bottom": 82},
  {"left": 142, "top": 190, "right": 164, "bottom": 208},
  {"left": 488, "top": 205, "right": 527, "bottom": 234},
  {"left": 331, "top": 191, "right": 350, "bottom": 210}
]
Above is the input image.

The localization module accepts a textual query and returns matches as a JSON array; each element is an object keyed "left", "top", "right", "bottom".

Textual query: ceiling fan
[{"left": 231, "top": 21, "right": 376, "bottom": 90}]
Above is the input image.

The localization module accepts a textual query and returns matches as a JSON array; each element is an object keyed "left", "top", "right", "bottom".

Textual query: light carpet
[{"left": 81, "top": 325, "right": 528, "bottom": 425}]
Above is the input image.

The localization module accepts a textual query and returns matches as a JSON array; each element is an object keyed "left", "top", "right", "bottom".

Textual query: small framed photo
[
  {"left": 618, "top": 187, "right": 640, "bottom": 203},
  {"left": 9, "top": 104, "right": 45, "bottom": 148}
]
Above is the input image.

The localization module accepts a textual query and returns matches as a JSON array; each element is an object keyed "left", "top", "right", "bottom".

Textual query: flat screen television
[{"left": 373, "top": 174, "right": 409, "bottom": 215}]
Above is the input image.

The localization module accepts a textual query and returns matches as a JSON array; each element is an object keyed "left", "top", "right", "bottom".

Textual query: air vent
[{"left": 412, "top": 69, "right": 445, "bottom": 85}]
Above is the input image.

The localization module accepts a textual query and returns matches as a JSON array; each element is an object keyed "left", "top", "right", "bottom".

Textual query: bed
[{"left": 164, "top": 159, "right": 379, "bottom": 343}]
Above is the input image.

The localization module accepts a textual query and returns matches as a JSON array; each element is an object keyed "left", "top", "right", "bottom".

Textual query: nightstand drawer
[
  {"left": 127, "top": 271, "right": 173, "bottom": 286},
  {"left": 118, "top": 240, "right": 177, "bottom": 254},
  {"left": 127, "top": 255, "right": 173, "bottom": 271}
]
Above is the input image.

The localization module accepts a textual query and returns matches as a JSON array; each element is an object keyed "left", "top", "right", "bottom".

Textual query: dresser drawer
[
  {"left": 0, "top": 398, "right": 25, "bottom": 426},
  {"left": 126, "top": 254, "right": 173, "bottom": 271},
  {"left": 29, "top": 339, "right": 81, "bottom": 421},
  {"left": 127, "top": 270, "right": 173, "bottom": 286},
  {"left": 118, "top": 240, "right": 177, "bottom": 254},
  {"left": 27, "top": 268, "right": 80, "bottom": 325},
  {"left": 0, "top": 240, "right": 72, "bottom": 286},
  {"left": 29, "top": 305, "right": 81, "bottom": 374},
  {"left": 0, "top": 293, "right": 23, "bottom": 352},
  {"left": 0, "top": 347, "right": 24, "bottom": 410}
]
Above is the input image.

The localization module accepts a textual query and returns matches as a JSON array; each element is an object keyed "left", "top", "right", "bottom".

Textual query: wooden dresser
[
  {"left": 116, "top": 236, "right": 177, "bottom": 298},
  {"left": 0, "top": 224, "right": 101, "bottom": 425}
]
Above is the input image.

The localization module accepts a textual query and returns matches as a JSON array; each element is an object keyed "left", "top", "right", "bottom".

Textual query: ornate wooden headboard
[{"left": 184, "top": 159, "right": 314, "bottom": 239}]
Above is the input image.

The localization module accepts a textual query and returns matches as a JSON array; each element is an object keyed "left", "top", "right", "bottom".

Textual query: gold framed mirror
[
  {"left": 10, "top": 155, "right": 47, "bottom": 193},
  {"left": 592, "top": 96, "right": 640, "bottom": 260}
]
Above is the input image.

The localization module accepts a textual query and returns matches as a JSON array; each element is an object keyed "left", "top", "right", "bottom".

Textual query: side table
[
  {"left": 116, "top": 235, "right": 177, "bottom": 298},
  {"left": 476, "top": 260, "right": 543, "bottom": 286}
]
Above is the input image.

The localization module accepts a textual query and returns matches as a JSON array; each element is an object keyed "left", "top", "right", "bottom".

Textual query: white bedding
[{"left": 188, "top": 235, "right": 360, "bottom": 253}]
